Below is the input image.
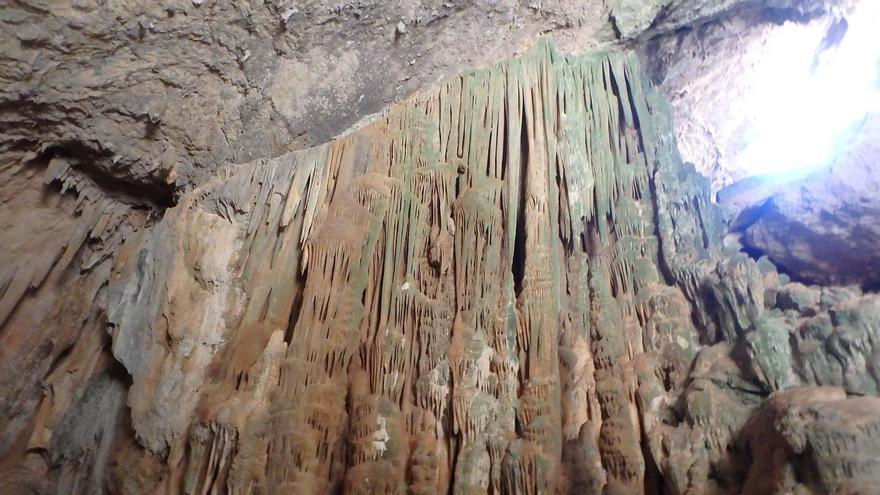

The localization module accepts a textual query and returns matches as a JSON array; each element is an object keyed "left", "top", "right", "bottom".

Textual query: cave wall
[{"left": 2, "top": 38, "right": 878, "bottom": 494}]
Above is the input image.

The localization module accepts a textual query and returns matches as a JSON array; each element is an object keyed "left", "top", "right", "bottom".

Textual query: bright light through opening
[{"left": 735, "top": 1, "right": 880, "bottom": 178}]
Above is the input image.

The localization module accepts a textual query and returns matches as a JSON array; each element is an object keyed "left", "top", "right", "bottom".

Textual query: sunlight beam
[{"left": 735, "top": 1, "right": 880, "bottom": 179}]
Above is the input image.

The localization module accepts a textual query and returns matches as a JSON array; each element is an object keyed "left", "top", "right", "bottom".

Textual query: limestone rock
[
  {"left": 637, "top": 0, "right": 858, "bottom": 192},
  {"left": 0, "top": 0, "right": 614, "bottom": 192},
  {"left": 721, "top": 113, "right": 880, "bottom": 289},
  {"left": 1, "top": 36, "right": 879, "bottom": 495},
  {"left": 613, "top": 0, "right": 838, "bottom": 41},
  {"left": 742, "top": 387, "right": 880, "bottom": 494}
]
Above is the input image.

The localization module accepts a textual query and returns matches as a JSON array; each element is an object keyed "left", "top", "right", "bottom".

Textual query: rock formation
[
  {"left": 1, "top": 37, "right": 878, "bottom": 494},
  {"left": 720, "top": 113, "right": 880, "bottom": 290},
  {"left": 634, "top": 0, "right": 880, "bottom": 289}
]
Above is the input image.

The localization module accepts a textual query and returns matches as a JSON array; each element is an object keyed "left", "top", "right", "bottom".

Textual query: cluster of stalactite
[
  {"left": 3, "top": 40, "right": 880, "bottom": 495},
  {"left": 114, "top": 42, "right": 703, "bottom": 494}
]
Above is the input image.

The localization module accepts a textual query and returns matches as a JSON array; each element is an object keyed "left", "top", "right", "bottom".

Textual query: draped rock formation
[{"left": 2, "top": 40, "right": 879, "bottom": 494}]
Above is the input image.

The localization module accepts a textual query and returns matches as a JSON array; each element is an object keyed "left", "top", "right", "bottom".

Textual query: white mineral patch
[{"left": 372, "top": 415, "right": 390, "bottom": 455}]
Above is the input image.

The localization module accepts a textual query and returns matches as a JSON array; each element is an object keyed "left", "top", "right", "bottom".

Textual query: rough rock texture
[
  {"left": 742, "top": 387, "right": 880, "bottom": 494},
  {"left": 2, "top": 38, "right": 879, "bottom": 494},
  {"left": 635, "top": 0, "right": 856, "bottom": 192},
  {"left": 611, "top": 0, "right": 836, "bottom": 41},
  {"left": 720, "top": 113, "right": 880, "bottom": 289},
  {"left": 0, "top": 0, "right": 616, "bottom": 193},
  {"left": 0, "top": 0, "right": 844, "bottom": 193},
  {"left": 632, "top": 0, "right": 880, "bottom": 288}
]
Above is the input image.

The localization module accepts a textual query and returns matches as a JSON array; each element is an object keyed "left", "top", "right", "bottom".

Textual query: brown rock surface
[
  {"left": 742, "top": 387, "right": 880, "bottom": 494},
  {"left": 2, "top": 38, "right": 879, "bottom": 494},
  {"left": 1, "top": 2, "right": 879, "bottom": 494}
]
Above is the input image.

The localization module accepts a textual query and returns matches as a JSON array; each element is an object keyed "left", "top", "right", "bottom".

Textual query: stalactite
[{"left": 7, "top": 38, "right": 876, "bottom": 495}]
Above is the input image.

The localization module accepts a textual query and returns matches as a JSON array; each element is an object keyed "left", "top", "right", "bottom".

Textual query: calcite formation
[{"left": 1, "top": 40, "right": 879, "bottom": 494}]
